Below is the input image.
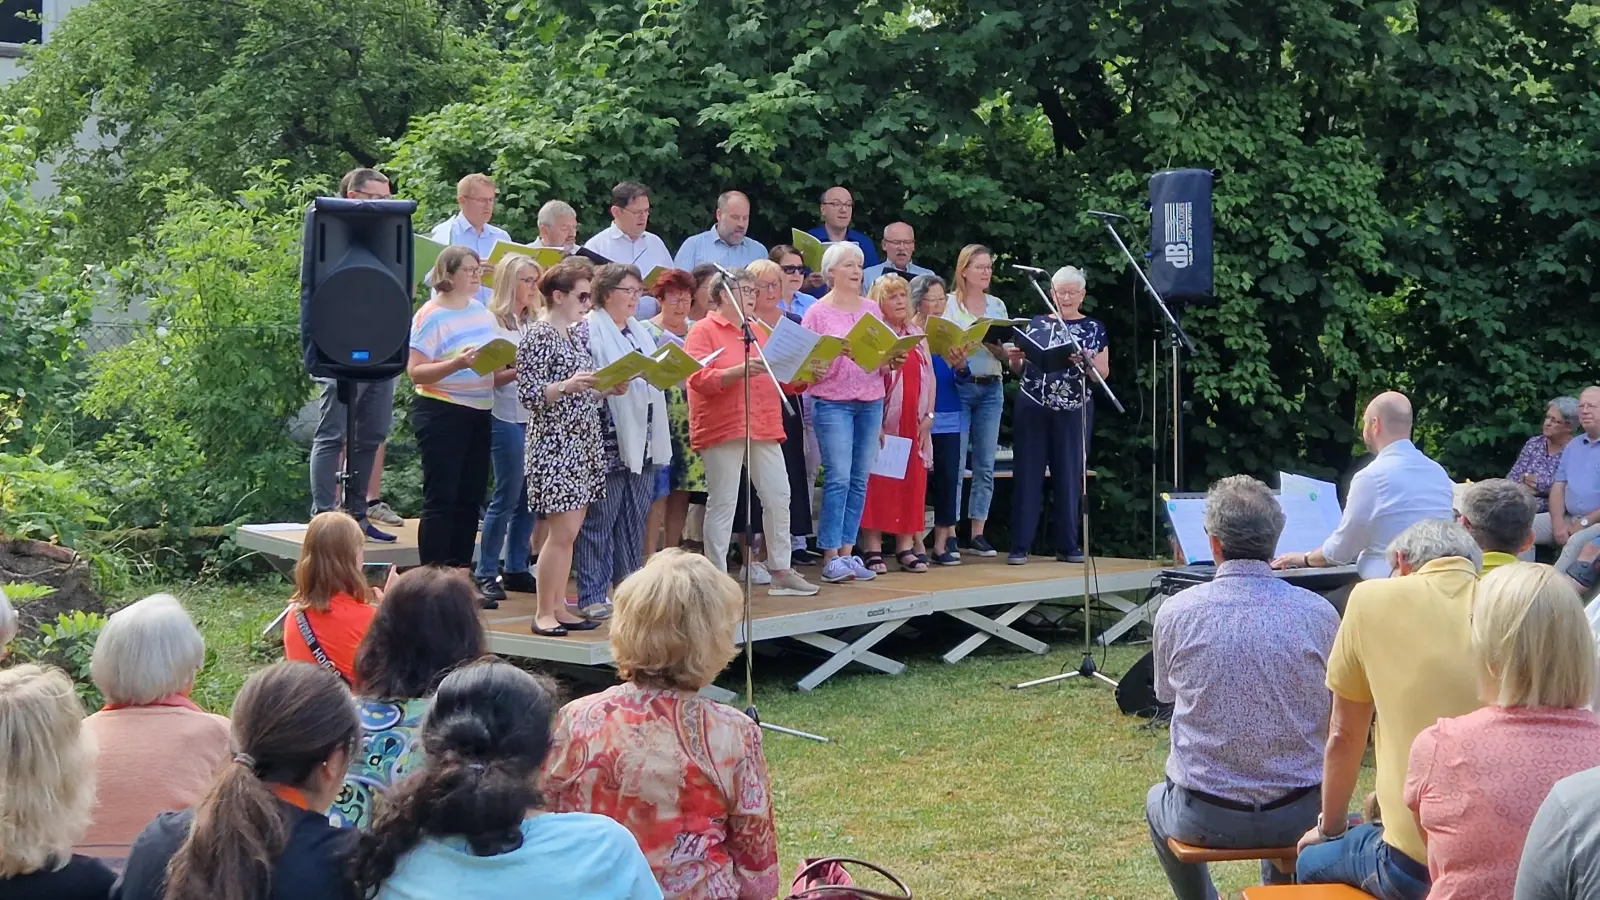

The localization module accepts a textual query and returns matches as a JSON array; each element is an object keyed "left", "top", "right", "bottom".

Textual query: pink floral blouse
[{"left": 542, "top": 683, "right": 779, "bottom": 900}]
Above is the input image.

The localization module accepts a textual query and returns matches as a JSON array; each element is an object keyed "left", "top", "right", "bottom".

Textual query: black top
[
  {"left": 112, "top": 805, "right": 356, "bottom": 900},
  {"left": 0, "top": 855, "right": 116, "bottom": 900}
]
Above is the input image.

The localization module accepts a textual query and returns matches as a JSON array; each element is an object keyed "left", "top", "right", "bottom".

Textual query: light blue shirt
[
  {"left": 375, "top": 812, "right": 662, "bottom": 900},
  {"left": 428, "top": 213, "right": 511, "bottom": 303},
  {"left": 584, "top": 224, "right": 675, "bottom": 319},
  {"left": 942, "top": 293, "right": 1010, "bottom": 377},
  {"left": 1320, "top": 439, "right": 1456, "bottom": 579},
  {"left": 1557, "top": 433, "right": 1600, "bottom": 518},
  {"left": 673, "top": 228, "right": 768, "bottom": 271},
  {"left": 863, "top": 260, "right": 934, "bottom": 287},
  {"left": 780, "top": 291, "right": 816, "bottom": 320}
]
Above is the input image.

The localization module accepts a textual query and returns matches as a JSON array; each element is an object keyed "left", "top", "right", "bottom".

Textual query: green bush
[
  {"left": 11, "top": 610, "right": 109, "bottom": 709},
  {"left": 0, "top": 449, "right": 108, "bottom": 548}
]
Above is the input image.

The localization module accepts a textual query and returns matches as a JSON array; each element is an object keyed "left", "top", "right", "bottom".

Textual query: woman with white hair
[
  {"left": 800, "top": 241, "right": 909, "bottom": 584},
  {"left": 0, "top": 664, "right": 116, "bottom": 898},
  {"left": 1002, "top": 265, "right": 1109, "bottom": 565},
  {"left": 80, "top": 594, "right": 231, "bottom": 854},
  {"left": 1403, "top": 563, "right": 1600, "bottom": 899}
]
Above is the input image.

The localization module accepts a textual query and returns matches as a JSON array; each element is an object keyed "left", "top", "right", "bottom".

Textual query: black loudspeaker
[
  {"left": 1115, "top": 651, "right": 1174, "bottom": 721},
  {"left": 1148, "top": 168, "right": 1215, "bottom": 305},
  {"left": 300, "top": 197, "right": 418, "bottom": 381}
]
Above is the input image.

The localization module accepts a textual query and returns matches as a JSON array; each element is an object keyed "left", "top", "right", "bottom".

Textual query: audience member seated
[
  {"left": 1551, "top": 387, "right": 1600, "bottom": 578},
  {"left": 0, "top": 585, "right": 14, "bottom": 660},
  {"left": 1146, "top": 476, "right": 1340, "bottom": 900},
  {"left": 1507, "top": 395, "right": 1578, "bottom": 547},
  {"left": 1404, "top": 562, "right": 1600, "bottom": 900},
  {"left": 330, "top": 567, "right": 487, "bottom": 830},
  {"left": 114, "top": 662, "right": 361, "bottom": 900},
  {"left": 1273, "top": 391, "right": 1454, "bottom": 581},
  {"left": 1456, "top": 478, "right": 1537, "bottom": 573},
  {"left": 0, "top": 664, "right": 117, "bottom": 899},
  {"left": 281, "top": 511, "right": 380, "bottom": 684},
  {"left": 1295, "top": 520, "right": 1487, "bottom": 900},
  {"left": 80, "top": 594, "right": 231, "bottom": 854},
  {"left": 1515, "top": 768, "right": 1600, "bottom": 899},
  {"left": 543, "top": 550, "right": 779, "bottom": 899},
  {"left": 354, "top": 660, "right": 660, "bottom": 900}
]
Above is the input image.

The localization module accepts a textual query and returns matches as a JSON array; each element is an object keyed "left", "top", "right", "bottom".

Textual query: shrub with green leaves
[{"left": 11, "top": 610, "right": 109, "bottom": 708}]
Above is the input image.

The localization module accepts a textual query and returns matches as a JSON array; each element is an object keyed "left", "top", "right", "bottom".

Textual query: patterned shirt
[
  {"left": 542, "top": 683, "right": 779, "bottom": 900},
  {"left": 410, "top": 298, "right": 498, "bottom": 410},
  {"left": 1154, "top": 559, "right": 1341, "bottom": 805},
  {"left": 1506, "top": 434, "right": 1564, "bottom": 512},
  {"left": 330, "top": 697, "right": 429, "bottom": 831},
  {"left": 1017, "top": 314, "right": 1108, "bottom": 411}
]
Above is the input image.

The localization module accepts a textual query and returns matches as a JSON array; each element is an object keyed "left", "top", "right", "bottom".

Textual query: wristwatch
[
  {"left": 1583, "top": 517, "right": 1591, "bottom": 528},
  {"left": 1316, "top": 813, "right": 1347, "bottom": 841},
  {"left": 557, "top": 381, "right": 569, "bottom": 396}
]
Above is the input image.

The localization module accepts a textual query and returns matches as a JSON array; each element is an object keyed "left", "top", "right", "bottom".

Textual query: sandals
[
  {"left": 863, "top": 552, "right": 888, "bottom": 575},
  {"left": 897, "top": 550, "right": 929, "bottom": 573}
]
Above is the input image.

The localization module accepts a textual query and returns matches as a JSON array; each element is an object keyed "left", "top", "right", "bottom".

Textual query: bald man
[
  {"left": 673, "top": 190, "right": 768, "bottom": 270},
  {"left": 863, "top": 222, "right": 934, "bottom": 287},
  {"left": 1272, "top": 392, "right": 1456, "bottom": 580}
]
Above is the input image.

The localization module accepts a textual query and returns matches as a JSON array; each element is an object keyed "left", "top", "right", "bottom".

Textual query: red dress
[{"left": 861, "top": 345, "right": 930, "bottom": 535}]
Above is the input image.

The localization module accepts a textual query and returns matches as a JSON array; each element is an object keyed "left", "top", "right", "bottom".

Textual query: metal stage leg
[
  {"left": 793, "top": 619, "right": 911, "bottom": 692},
  {"left": 791, "top": 633, "right": 906, "bottom": 678},
  {"left": 1094, "top": 592, "right": 1157, "bottom": 646},
  {"left": 940, "top": 602, "right": 1048, "bottom": 663}
]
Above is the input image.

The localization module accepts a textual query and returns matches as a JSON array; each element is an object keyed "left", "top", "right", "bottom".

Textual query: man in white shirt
[
  {"left": 582, "top": 181, "right": 674, "bottom": 318},
  {"left": 673, "top": 190, "right": 767, "bottom": 270},
  {"left": 531, "top": 199, "right": 579, "bottom": 252},
  {"left": 1272, "top": 391, "right": 1454, "bottom": 580},
  {"left": 863, "top": 222, "right": 934, "bottom": 286},
  {"left": 427, "top": 173, "right": 511, "bottom": 302}
]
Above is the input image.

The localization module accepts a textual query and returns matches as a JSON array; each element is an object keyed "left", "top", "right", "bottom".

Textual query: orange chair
[
  {"left": 1166, "top": 838, "right": 1296, "bottom": 873},
  {"left": 1240, "top": 885, "right": 1375, "bottom": 899}
]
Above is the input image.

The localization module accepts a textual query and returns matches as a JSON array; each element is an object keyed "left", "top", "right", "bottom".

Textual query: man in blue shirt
[
  {"left": 1552, "top": 385, "right": 1600, "bottom": 580},
  {"left": 673, "top": 191, "right": 768, "bottom": 270},
  {"left": 863, "top": 222, "right": 934, "bottom": 287},
  {"left": 801, "top": 186, "right": 880, "bottom": 297},
  {"left": 427, "top": 173, "right": 512, "bottom": 303}
]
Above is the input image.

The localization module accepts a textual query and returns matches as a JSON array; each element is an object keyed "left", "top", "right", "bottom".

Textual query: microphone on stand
[
  {"left": 1086, "top": 210, "right": 1130, "bottom": 221},
  {"left": 1012, "top": 264, "right": 1050, "bottom": 275}
]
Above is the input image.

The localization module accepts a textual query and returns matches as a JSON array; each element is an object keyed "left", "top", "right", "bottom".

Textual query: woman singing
[{"left": 858, "top": 274, "right": 934, "bottom": 574}]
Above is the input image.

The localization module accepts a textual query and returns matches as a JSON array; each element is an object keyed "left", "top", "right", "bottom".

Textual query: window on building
[{"left": 0, "top": 0, "right": 43, "bottom": 47}]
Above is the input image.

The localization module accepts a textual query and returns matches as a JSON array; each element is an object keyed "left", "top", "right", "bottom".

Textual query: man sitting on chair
[{"left": 1147, "top": 475, "right": 1341, "bottom": 900}]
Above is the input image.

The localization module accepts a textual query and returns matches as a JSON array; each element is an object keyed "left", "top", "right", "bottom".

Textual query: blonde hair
[
  {"left": 868, "top": 273, "right": 910, "bottom": 307},
  {"left": 951, "top": 243, "right": 993, "bottom": 304},
  {"left": 292, "top": 511, "right": 368, "bottom": 613},
  {"left": 746, "top": 258, "right": 782, "bottom": 284},
  {"left": 1473, "top": 562, "right": 1595, "bottom": 709},
  {"left": 92, "top": 593, "right": 206, "bottom": 706},
  {"left": 456, "top": 172, "right": 496, "bottom": 196},
  {"left": 488, "top": 254, "right": 542, "bottom": 331},
  {"left": 610, "top": 549, "right": 741, "bottom": 691},
  {"left": 0, "top": 665, "right": 97, "bottom": 877}
]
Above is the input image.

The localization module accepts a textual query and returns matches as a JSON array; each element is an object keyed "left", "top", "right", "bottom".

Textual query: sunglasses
[
  {"left": 781, "top": 265, "right": 808, "bottom": 275},
  {"left": 576, "top": 291, "right": 592, "bottom": 302}
]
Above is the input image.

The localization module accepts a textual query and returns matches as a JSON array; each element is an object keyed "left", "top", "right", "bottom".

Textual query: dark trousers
[
  {"left": 1009, "top": 394, "right": 1089, "bottom": 555},
  {"left": 411, "top": 395, "right": 492, "bottom": 568},
  {"left": 930, "top": 432, "right": 962, "bottom": 527}
]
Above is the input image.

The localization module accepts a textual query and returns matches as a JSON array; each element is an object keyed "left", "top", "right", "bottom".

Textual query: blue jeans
[
  {"left": 475, "top": 417, "right": 537, "bottom": 579},
  {"left": 1295, "top": 824, "right": 1430, "bottom": 900},
  {"left": 812, "top": 398, "right": 883, "bottom": 551},
  {"left": 956, "top": 379, "right": 1004, "bottom": 522}
]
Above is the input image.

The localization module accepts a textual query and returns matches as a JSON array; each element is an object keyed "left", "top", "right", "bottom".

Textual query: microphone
[
  {"left": 1086, "top": 210, "right": 1129, "bottom": 221},
  {"left": 1012, "top": 264, "right": 1049, "bottom": 275}
]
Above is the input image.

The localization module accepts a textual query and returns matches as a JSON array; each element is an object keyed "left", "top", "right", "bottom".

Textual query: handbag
[{"left": 787, "top": 857, "right": 912, "bottom": 900}]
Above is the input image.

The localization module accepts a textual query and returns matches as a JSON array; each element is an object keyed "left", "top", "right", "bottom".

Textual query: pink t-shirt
[
  {"left": 801, "top": 299, "right": 888, "bottom": 403},
  {"left": 1405, "top": 705, "right": 1600, "bottom": 900}
]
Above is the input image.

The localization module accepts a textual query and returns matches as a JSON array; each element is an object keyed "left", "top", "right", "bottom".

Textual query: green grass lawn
[{"left": 165, "top": 576, "right": 1370, "bottom": 900}]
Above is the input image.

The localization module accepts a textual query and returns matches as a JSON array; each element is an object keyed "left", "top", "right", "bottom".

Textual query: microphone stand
[
  {"left": 714, "top": 270, "right": 828, "bottom": 743},
  {"left": 1009, "top": 273, "right": 1122, "bottom": 690}
]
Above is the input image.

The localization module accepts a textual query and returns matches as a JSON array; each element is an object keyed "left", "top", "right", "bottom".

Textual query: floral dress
[
  {"left": 329, "top": 697, "right": 429, "bottom": 830},
  {"left": 518, "top": 319, "right": 606, "bottom": 514},
  {"left": 640, "top": 318, "right": 706, "bottom": 493}
]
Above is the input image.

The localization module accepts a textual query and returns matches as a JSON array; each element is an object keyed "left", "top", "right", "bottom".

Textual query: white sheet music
[
  {"left": 1163, "top": 496, "right": 1212, "bottom": 564},
  {"left": 1164, "top": 475, "right": 1345, "bottom": 564},
  {"left": 870, "top": 435, "right": 913, "bottom": 479},
  {"left": 760, "top": 316, "right": 823, "bottom": 383}
]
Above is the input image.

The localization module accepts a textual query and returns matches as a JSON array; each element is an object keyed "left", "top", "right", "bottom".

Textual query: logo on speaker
[{"left": 1164, "top": 202, "right": 1194, "bottom": 269}]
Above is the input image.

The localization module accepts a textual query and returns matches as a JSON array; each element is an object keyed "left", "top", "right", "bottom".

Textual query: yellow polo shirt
[
  {"left": 1481, "top": 551, "right": 1519, "bottom": 574},
  {"left": 1325, "top": 556, "right": 1483, "bottom": 864}
]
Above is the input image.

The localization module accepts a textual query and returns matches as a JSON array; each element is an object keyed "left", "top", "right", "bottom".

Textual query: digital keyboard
[{"left": 1157, "top": 563, "right": 1360, "bottom": 596}]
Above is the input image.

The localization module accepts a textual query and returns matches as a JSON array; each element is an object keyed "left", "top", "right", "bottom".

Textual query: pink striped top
[{"left": 800, "top": 298, "right": 887, "bottom": 403}]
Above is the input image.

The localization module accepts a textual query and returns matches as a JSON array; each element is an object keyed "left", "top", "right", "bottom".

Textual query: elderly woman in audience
[
  {"left": 544, "top": 550, "right": 779, "bottom": 899},
  {"left": 858, "top": 273, "right": 934, "bottom": 574},
  {"left": 282, "top": 511, "right": 379, "bottom": 683},
  {"left": 573, "top": 262, "right": 672, "bottom": 621},
  {"left": 519, "top": 261, "right": 608, "bottom": 637},
  {"left": 1402, "top": 562, "right": 1600, "bottom": 900},
  {"left": 640, "top": 267, "right": 703, "bottom": 556},
  {"left": 943, "top": 243, "right": 1010, "bottom": 557},
  {"left": 330, "top": 567, "right": 487, "bottom": 830},
  {"left": 355, "top": 660, "right": 659, "bottom": 899},
  {"left": 1507, "top": 395, "right": 1579, "bottom": 549},
  {"left": 0, "top": 665, "right": 116, "bottom": 898},
  {"left": 473, "top": 252, "right": 543, "bottom": 604},
  {"left": 0, "top": 584, "right": 14, "bottom": 659},
  {"left": 80, "top": 594, "right": 231, "bottom": 855},
  {"left": 802, "top": 242, "right": 908, "bottom": 584},
  {"left": 910, "top": 274, "right": 968, "bottom": 566},
  {"left": 115, "top": 662, "right": 361, "bottom": 900}
]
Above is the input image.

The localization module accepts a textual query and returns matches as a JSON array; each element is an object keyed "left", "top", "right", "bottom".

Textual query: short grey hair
[
  {"left": 90, "top": 593, "right": 206, "bottom": 706},
  {"left": 1459, "top": 478, "right": 1536, "bottom": 554},
  {"left": 909, "top": 274, "right": 947, "bottom": 316},
  {"left": 1204, "top": 475, "right": 1286, "bottom": 562},
  {"left": 820, "top": 241, "right": 865, "bottom": 285},
  {"left": 1386, "top": 519, "right": 1483, "bottom": 574},
  {"left": 0, "top": 586, "right": 15, "bottom": 654},
  {"left": 1550, "top": 396, "right": 1580, "bottom": 432},
  {"left": 1052, "top": 266, "right": 1087, "bottom": 290},
  {"left": 536, "top": 199, "right": 576, "bottom": 228}
]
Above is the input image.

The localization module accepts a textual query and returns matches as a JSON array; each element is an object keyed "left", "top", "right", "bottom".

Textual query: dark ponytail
[
  {"left": 165, "top": 662, "right": 359, "bottom": 900},
  {"left": 355, "top": 659, "right": 558, "bottom": 896}
]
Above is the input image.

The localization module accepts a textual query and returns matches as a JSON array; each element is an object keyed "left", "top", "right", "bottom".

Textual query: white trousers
[{"left": 703, "top": 439, "right": 792, "bottom": 573}]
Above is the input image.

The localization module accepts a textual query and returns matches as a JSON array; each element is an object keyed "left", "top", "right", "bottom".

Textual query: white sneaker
[
  {"left": 821, "top": 557, "right": 856, "bottom": 583},
  {"left": 367, "top": 501, "right": 404, "bottom": 526},
  {"left": 739, "top": 562, "right": 772, "bottom": 585},
  {"left": 844, "top": 555, "right": 878, "bottom": 581},
  {"left": 768, "top": 569, "right": 819, "bottom": 596}
]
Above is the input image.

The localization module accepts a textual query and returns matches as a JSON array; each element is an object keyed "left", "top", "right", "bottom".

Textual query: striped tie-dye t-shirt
[{"left": 409, "top": 298, "right": 498, "bottom": 410}]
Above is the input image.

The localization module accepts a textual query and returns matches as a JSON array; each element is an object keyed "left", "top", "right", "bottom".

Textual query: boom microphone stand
[
  {"left": 712, "top": 265, "right": 829, "bottom": 743},
  {"left": 1008, "top": 270, "right": 1123, "bottom": 691}
]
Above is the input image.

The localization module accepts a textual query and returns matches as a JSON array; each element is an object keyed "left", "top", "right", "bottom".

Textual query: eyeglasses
[
  {"left": 736, "top": 285, "right": 760, "bottom": 298},
  {"left": 756, "top": 282, "right": 781, "bottom": 293},
  {"left": 969, "top": 265, "right": 994, "bottom": 273},
  {"left": 517, "top": 276, "right": 540, "bottom": 286},
  {"left": 461, "top": 194, "right": 497, "bottom": 205},
  {"left": 781, "top": 265, "right": 808, "bottom": 275},
  {"left": 612, "top": 286, "right": 643, "bottom": 298},
  {"left": 458, "top": 266, "right": 483, "bottom": 276},
  {"left": 822, "top": 200, "right": 854, "bottom": 209},
  {"left": 883, "top": 239, "right": 914, "bottom": 247},
  {"left": 350, "top": 189, "right": 389, "bottom": 200}
]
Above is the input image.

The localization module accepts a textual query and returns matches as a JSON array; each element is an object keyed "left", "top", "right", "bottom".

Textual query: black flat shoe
[
  {"left": 559, "top": 617, "right": 602, "bottom": 631},
  {"left": 531, "top": 622, "right": 568, "bottom": 637},
  {"left": 500, "top": 570, "right": 537, "bottom": 594}
]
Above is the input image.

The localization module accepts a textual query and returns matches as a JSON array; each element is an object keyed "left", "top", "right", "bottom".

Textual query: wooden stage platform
[{"left": 237, "top": 520, "right": 1164, "bottom": 691}]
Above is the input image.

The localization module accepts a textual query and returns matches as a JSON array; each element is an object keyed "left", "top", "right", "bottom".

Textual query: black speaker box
[{"left": 300, "top": 197, "right": 418, "bottom": 381}]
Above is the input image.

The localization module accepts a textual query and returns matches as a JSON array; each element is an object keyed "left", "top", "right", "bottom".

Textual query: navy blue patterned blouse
[{"left": 1017, "top": 314, "right": 1108, "bottom": 411}]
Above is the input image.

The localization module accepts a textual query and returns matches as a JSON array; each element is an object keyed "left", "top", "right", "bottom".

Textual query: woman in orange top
[
  {"left": 684, "top": 268, "right": 817, "bottom": 598},
  {"left": 281, "top": 511, "right": 380, "bottom": 684}
]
